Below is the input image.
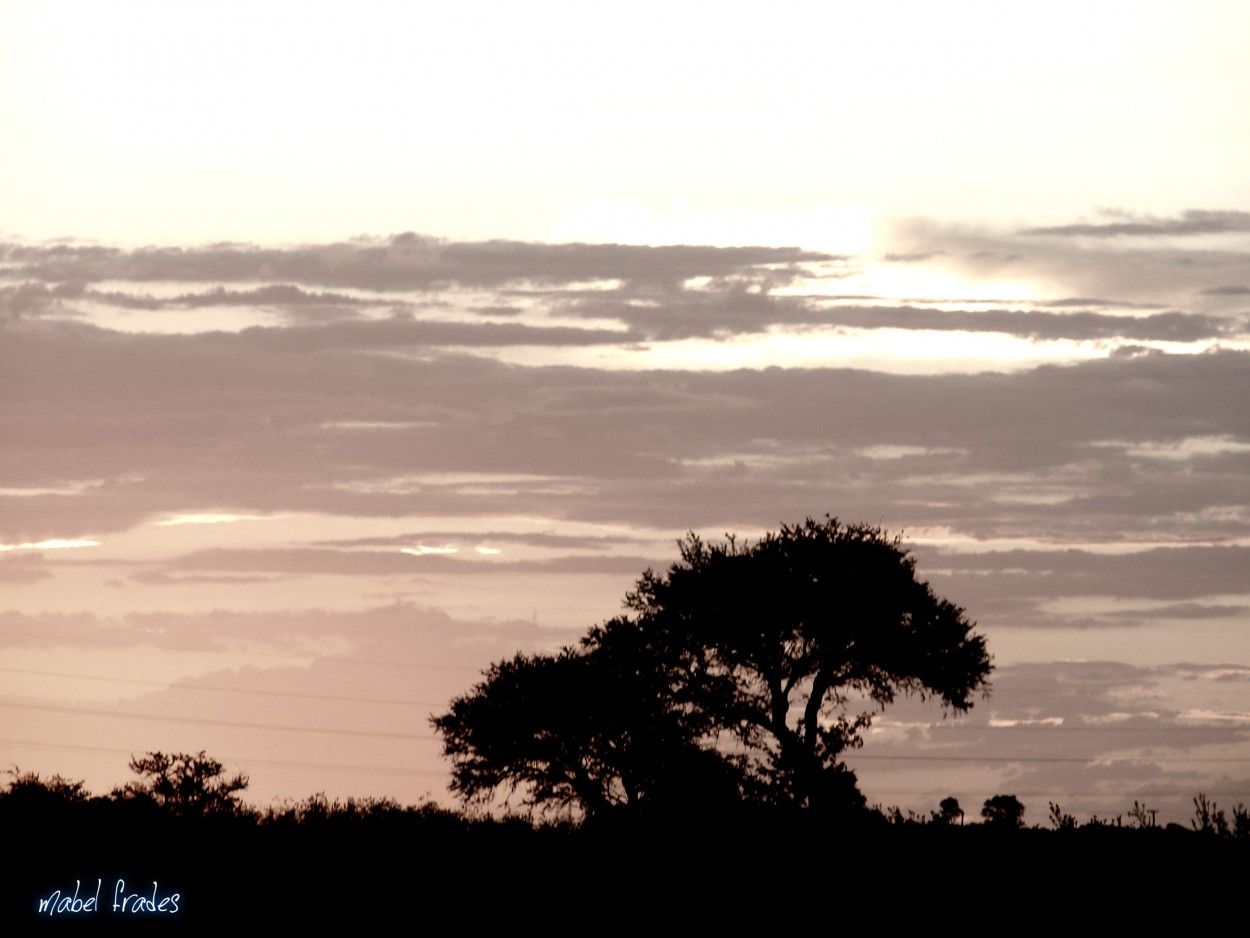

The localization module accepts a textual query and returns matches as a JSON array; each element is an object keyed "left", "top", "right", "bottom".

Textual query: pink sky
[{"left": 3, "top": 2, "right": 1249, "bottom": 826}]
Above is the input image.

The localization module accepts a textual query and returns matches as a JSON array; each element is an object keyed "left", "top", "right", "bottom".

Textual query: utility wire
[
  {"left": 0, "top": 736, "right": 447, "bottom": 778},
  {"left": 0, "top": 665, "right": 442, "bottom": 707},
  {"left": 0, "top": 700, "right": 439, "bottom": 742}
]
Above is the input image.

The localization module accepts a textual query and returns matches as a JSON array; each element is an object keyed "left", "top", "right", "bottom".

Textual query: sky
[{"left": 2, "top": 0, "right": 1249, "bottom": 826}]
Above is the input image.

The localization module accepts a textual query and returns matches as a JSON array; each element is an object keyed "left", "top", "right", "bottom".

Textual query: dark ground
[{"left": 4, "top": 798, "right": 1245, "bottom": 931}]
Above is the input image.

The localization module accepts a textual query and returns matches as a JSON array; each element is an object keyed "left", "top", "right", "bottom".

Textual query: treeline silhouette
[
  {"left": 5, "top": 755, "right": 1247, "bottom": 929},
  {"left": 8, "top": 520, "right": 1244, "bottom": 926}
]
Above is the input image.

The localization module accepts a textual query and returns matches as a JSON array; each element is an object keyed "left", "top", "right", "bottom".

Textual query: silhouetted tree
[
  {"left": 619, "top": 517, "right": 991, "bottom": 811},
  {"left": 1048, "top": 801, "right": 1077, "bottom": 830},
  {"left": 434, "top": 516, "right": 991, "bottom": 817},
  {"left": 116, "top": 751, "right": 248, "bottom": 816},
  {"left": 938, "top": 796, "right": 964, "bottom": 825},
  {"left": 1233, "top": 803, "right": 1250, "bottom": 839},
  {"left": 981, "top": 794, "right": 1025, "bottom": 828},
  {"left": 1192, "top": 793, "right": 1228, "bottom": 836},
  {"left": 1127, "top": 800, "right": 1157, "bottom": 829}
]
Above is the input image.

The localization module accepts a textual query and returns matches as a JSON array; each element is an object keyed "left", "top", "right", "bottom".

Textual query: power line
[
  {"left": 0, "top": 627, "right": 485, "bottom": 673},
  {"left": 0, "top": 665, "right": 443, "bottom": 708},
  {"left": 4, "top": 698, "right": 1244, "bottom": 766},
  {"left": 848, "top": 753, "right": 1250, "bottom": 764},
  {"left": 0, "top": 737, "right": 448, "bottom": 778},
  {"left": 920, "top": 723, "right": 1250, "bottom": 733},
  {"left": 6, "top": 664, "right": 1248, "bottom": 736},
  {"left": 0, "top": 700, "right": 440, "bottom": 742}
]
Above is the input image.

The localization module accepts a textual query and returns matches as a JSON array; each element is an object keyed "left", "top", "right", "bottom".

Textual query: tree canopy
[
  {"left": 117, "top": 751, "right": 249, "bottom": 816},
  {"left": 432, "top": 516, "right": 992, "bottom": 817},
  {"left": 939, "top": 796, "right": 965, "bottom": 825},
  {"left": 431, "top": 638, "right": 741, "bottom": 816},
  {"left": 982, "top": 793, "right": 1026, "bottom": 828}
]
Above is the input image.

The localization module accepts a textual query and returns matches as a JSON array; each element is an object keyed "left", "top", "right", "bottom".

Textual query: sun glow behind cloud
[
  {"left": 156, "top": 514, "right": 276, "bottom": 527},
  {"left": 906, "top": 527, "right": 1250, "bottom": 554},
  {"left": 1089, "top": 435, "right": 1250, "bottom": 461},
  {"left": 491, "top": 326, "right": 1109, "bottom": 374},
  {"left": 847, "top": 264, "right": 1042, "bottom": 305},
  {"left": 0, "top": 538, "right": 100, "bottom": 552}
]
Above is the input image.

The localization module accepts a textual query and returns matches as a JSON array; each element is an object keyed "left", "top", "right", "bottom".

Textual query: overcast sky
[{"left": 3, "top": 1, "right": 1249, "bottom": 825}]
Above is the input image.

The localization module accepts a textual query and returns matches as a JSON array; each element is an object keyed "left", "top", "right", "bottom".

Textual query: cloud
[
  {"left": 809, "top": 306, "right": 1230, "bottom": 344},
  {"left": 883, "top": 215, "right": 1250, "bottom": 311},
  {"left": 0, "top": 554, "right": 52, "bottom": 584},
  {"left": 925, "top": 546, "right": 1250, "bottom": 605},
  {"left": 129, "top": 547, "right": 663, "bottom": 582},
  {"left": 171, "top": 284, "right": 368, "bottom": 308},
  {"left": 4, "top": 300, "right": 1248, "bottom": 580},
  {"left": 1021, "top": 210, "right": 1250, "bottom": 238},
  {"left": 558, "top": 292, "right": 1237, "bottom": 343},
  {"left": 314, "top": 530, "right": 646, "bottom": 551},
  {"left": 1103, "top": 603, "right": 1250, "bottom": 621},
  {"left": 0, "top": 601, "right": 574, "bottom": 662},
  {"left": 1, "top": 236, "right": 834, "bottom": 292},
  {"left": 10, "top": 233, "right": 1248, "bottom": 359},
  {"left": 882, "top": 251, "right": 945, "bottom": 263}
]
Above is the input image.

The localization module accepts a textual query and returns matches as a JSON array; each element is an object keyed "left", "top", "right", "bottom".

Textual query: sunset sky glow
[{"left": 3, "top": 0, "right": 1249, "bottom": 825}]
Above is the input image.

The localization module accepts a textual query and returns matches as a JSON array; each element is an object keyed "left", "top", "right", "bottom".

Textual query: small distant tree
[
  {"left": 1233, "top": 803, "right": 1250, "bottom": 839},
  {"left": 981, "top": 794, "right": 1025, "bottom": 828},
  {"left": 938, "top": 796, "right": 964, "bottom": 825},
  {"left": 880, "top": 805, "right": 929, "bottom": 826},
  {"left": 118, "top": 751, "right": 248, "bottom": 816},
  {"left": 1047, "top": 801, "right": 1077, "bottom": 830},
  {"left": 1192, "top": 793, "right": 1229, "bottom": 836},
  {"left": 1127, "top": 800, "right": 1157, "bottom": 829}
]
